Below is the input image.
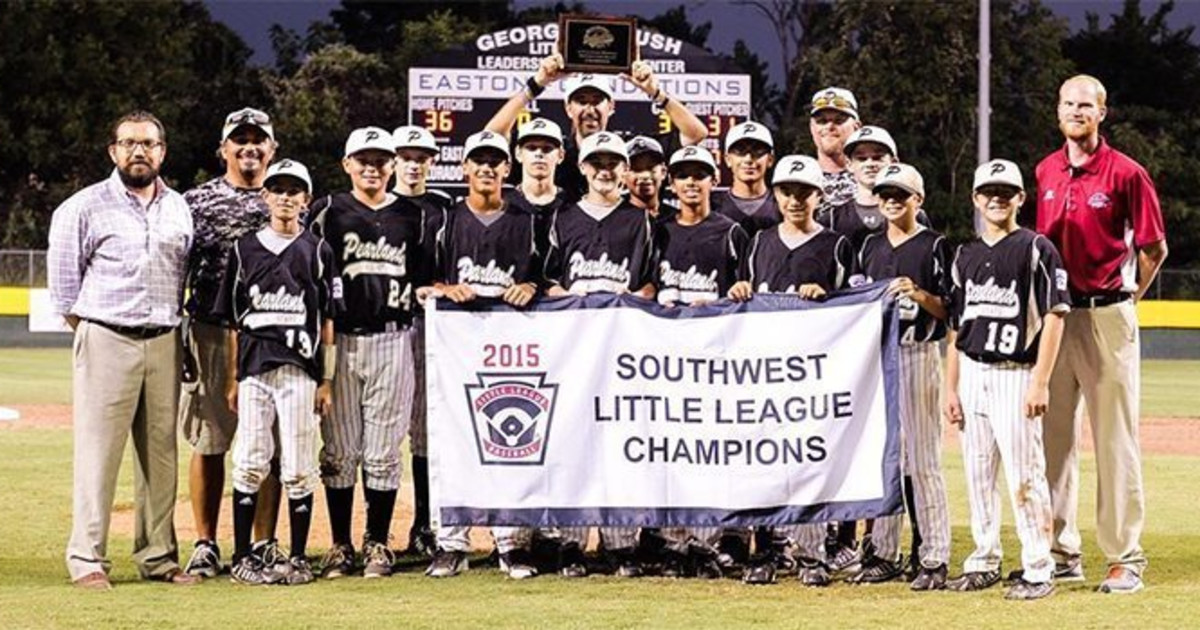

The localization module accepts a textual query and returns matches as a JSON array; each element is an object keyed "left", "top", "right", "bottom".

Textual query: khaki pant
[
  {"left": 65, "top": 320, "right": 182, "bottom": 580},
  {"left": 1044, "top": 301, "right": 1147, "bottom": 572}
]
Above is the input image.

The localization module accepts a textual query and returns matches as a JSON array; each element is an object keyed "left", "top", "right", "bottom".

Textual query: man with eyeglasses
[
  {"left": 308, "top": 127, "right": 422, "bottom": 580},
  {"left": 389, "top": 124, "right": 452, "bottom": 559},
  {"left": 486, "top": 53, "right": 707, "bottom": 201},
  {"left": 50, "top": 110, "right": 196, "bottom": 589},
  {"left": 809, "top": 87, "right": 863, "bottom": 220},
  {"left": 1035, "top": 74, "right": 1168, "bottom": 595},
  {"left": 420, "top": 130, "right": 544, "bottom": 579},
  {"left": 179, "top": 106, "right": 283, "bottom": 580}
]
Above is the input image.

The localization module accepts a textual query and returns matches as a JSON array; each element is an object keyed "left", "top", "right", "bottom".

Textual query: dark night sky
[{"left": 205, "top": 0, "right": 1200, "bottom": 81}]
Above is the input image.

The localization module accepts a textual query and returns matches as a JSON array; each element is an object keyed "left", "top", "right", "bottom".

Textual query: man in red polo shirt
[{"left": 1036, "top": 74, "right": 1168, "bottom": 595}]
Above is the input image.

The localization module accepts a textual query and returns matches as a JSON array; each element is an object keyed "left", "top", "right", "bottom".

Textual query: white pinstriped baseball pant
[
  {"left": 320, "top": 329, "right": 414, "bottom": 491},
  {"left": 233, "top": 364, "right": 321, "bottom": 500},
  {"left": 957, "top": 355, "right": 1054, "bottom": 582}
]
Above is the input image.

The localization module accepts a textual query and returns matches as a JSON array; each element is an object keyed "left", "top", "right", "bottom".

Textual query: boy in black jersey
[
  {"left": 712, "top": 121, "right": 780, "bottom": 238},
  {"left": 943, "top": 160, "right": 1069, "bottom": 601},
  {"left": 727, "top": 154, "right": 855, "bottom": 587},
  {"left": 390, "top": 124, "right": 451, "bottom": 559},
  {"left": 822, "top": 126, "right": 910, "bottom": 252},
  {"left": 419, "top": 130, "right": 542, "bottom": 580},
  {"left": 308, "top": 127, "right": 422, "bottom": 579},
  {"left": 506, "top": 118, "right": 568, "bottom": 255},
  {"left": 216, "top": 160, "right": 338, "bottom": 585},
  {"left": 625, "top": 135, "right": 673, "bottom": 224},
  {"left": 848, "top": 163, "right": 953, "bottom": 589}
]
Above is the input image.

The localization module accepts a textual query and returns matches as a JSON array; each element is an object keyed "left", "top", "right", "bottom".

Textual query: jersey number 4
[{"left": 984, "top": 322, "right": 1019, "bottom": 355}]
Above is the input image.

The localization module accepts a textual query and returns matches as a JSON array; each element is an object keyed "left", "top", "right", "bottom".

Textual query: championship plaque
[{"left": 558, "top": 14, "right": 638, "bottom": 74}]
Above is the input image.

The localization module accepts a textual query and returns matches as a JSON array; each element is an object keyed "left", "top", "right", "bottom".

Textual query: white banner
[{"left": 427, "top": 283, "right": 903, "bottom": 528}]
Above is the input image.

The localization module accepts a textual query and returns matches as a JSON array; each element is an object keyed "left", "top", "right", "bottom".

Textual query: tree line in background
[{"left": 1, "top": 0, "right": 1197, "bottom": 278}]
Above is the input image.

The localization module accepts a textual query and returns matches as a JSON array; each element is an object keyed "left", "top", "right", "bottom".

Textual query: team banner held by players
[{"left": 426, "top": 282, "right": 902, "bottom": 528}]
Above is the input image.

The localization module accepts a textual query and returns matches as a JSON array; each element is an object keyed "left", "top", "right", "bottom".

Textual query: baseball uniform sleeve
[
  {"left": 426, "top": 207, "right": 448, "bottom": 284},
  {"left": 932, "top": 235, "right": 953, "bottom": 301},
  {"left": 1033, "top": 235, "right": 1072, "bottom": 316},
  {"left": 728, "top": 224, "right": 750, "bottom": 278},
  {"left": 635, "top": 211, "right": 656, "bottom": 290},
  {"left": 947, "top": 244, "right": 965, "bottom": 330},
  {"left": 833, "top": 234, "right": 856, "bottom": 289},
  {"left": 317, "top": 238, "right": 343, "bottom": 320},
  {"left": 211, "top": 241, "right": 242, "bottom": 326},
  {"left": 543, "top": 208, "right": 565, "bottom": 287},
  {"left": 739, "top": 231, "right": 762, "bottom": 286},
  {"left": 1123, "top": 163, "right": 1166, "bottom": 247}
]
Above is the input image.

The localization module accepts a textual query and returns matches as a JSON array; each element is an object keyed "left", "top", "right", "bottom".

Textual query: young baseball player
[
  {"left": 420, "top": 130, "right": 544, "bottom": 580},
  {"left": 390, "top": 124, "right": 452, "bottom": 559},
  {"left": 712, "top": 121, "right": 780, "bottom": 238},
  {"left": 845, "top": 164, "right": 953, "bottom": 589},
  {"left": 625, "top": 135, "right": 674, "bottom": 225},
  {"left": 544, "top": 130, "right": 655, "bottom": 578},
  {"left": 308, "top": 127, "right": 422, "bottom": 579},
  {"left": 727, "top": 154, "right": 856, "bottom": 587},
  {"left": 216, "top": 160, "right": 339, "bottom": 585},
  {"left": 943, "top": 159, "right": 1069, "bottom": 601},
  {"left": 505, "top": 117, "right": 569, "bottom": 255}
]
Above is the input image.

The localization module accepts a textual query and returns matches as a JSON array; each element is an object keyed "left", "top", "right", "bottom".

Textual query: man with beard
[
  {"left": 50, "top": 110, "right": 196, "bottom": 589},
  {"left": 1036, "top": 75, "right": 1168, "bottom": 595},
  {"left": 179, "top": 107, "right": 284, "bottom": 579},
  {"left": 486, "top": 53, "right": 707, "bottom": 200},
  {"left": 809, "top": 87, "right": 862, "bottom": 220},
  {"left": 389, "top": 124, "right": 452, "bottom": 558}
]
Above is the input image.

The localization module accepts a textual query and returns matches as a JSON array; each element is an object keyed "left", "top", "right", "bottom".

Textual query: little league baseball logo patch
[{"left": 465, "top": 373, "right": 558, "bottom": 465}]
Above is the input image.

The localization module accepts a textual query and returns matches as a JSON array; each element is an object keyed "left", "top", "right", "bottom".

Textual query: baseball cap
[
  {"left": 578, "top": 131, "right": 628, "bottom": 164},
  {"left": 463, "top": 130, "right": 511, "bottom": 161},
  {"left": 263, "top": 159, "right": 312, "bottom": 194},
  {"left": 810, "top": 87, "right": 859, "bottom": 119},
  {"left": 563, "top": 74, "right": 615, "bottom": 103},
  {"left": 725, "top": 121, "right": 774, "bottom": 150},
  {"left": 222, "top": 107, "right": 274, "bottom": 142},
  {"left": 771, "top": 155, "right": 824, "bottom": 189},
  {"left": 392, "top": 125, "right": 439, "bottom": 154},
  {"left": 973, "top": 159, "right": 1025, "bottom": 192},
  {"left": 668, "top": 146, "right": 717, "bottom": 175},
  {"left": 844, "top": 125, "right": 898, "bottom": 158},
  {"left": 626, "top": 136, "right": 665, "bottom": 162},
  {"left": 517, "top": 118, "right": 564, "bottom": 146},
  {"left": 873, "top": 163, "right": 925, "bottom": 198},
  {"left": 344, "top": 127, "right": 396, "bottom": 158}
]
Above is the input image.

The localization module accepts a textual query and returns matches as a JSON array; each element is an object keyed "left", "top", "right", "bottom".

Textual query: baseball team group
[{"left": 47, "top": 52, "right": 1167, "bottom": 602}]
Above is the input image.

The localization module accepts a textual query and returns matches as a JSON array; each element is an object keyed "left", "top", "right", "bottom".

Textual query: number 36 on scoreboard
[{"left": 423, "top": 110, "right": 455, "bottom": 133}]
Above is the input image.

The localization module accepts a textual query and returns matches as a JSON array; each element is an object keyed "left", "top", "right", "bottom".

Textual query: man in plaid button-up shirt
[{"left": 48, "top": 110, "right": 196, "bottom": 590}]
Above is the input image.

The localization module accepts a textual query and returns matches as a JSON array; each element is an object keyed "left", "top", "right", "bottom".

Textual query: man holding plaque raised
[{"left": 486, "top": 17, "right": 706, "bottom": 202}]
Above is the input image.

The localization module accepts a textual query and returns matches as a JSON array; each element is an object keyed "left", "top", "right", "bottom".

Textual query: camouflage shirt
[
  {"left": 184, "top": 177, "right": 269, "bottom": 322},
  {"left": 817, "top": 169, "right": 857, "bottom": 223}
]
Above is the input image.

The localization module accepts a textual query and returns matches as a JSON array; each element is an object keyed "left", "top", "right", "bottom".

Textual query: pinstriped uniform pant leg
[
  {"left": 273, "top": 365, "right": 320, "bottom": 500},
  {"left": 493, "top": 527, "right": 530, "bottom": 554},
  {"left": 599, "top": 527, "right": 639, "bottom": 552},
  {"left": 960, "top": 357, "right": 1003, "bottom": 574},
  {"left": 789, "top": 524, "right": 826, "bottom": 562},
  {"left": 322, "top": 334, "right": 363, "bottom": 489},
  {"left": 233, "top": 373, "right": 276, "bottom": 495},
  {"left": 360, "top": 330, "right": 414, "bottom": 491},
  {"left": 408, "top": 320, "right": 427, "bottom": 457},
  {"left": 905, "top": 343, "right": 951, "bottom": 567},
  {"left": 437, "top": 525, "right": 471, "bottom": 553},
  {"left": 992, "top": 363, "right": 1054, "bottom": 583}
]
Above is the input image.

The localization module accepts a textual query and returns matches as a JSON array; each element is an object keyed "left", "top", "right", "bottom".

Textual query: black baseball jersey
[
  {"left": 820, "top": 200, "right": 933, "bottom": 253},
  {"left": 857, "top": 228, "right": 951, "bottom": 343},
  {"left": 654, "top": 212, "right": 748, "bottom": 304},
  {"left": 509, "top": 131, "right": 683, "bottom": 202},
  {"left": 504, "top": 186, "right": 568, "bottom": 261},
  {"left": 949, "top": 228, "right": 1071, "bottom": 365},
  {"left": 214, "top": 228, "right": 339, "bottom": 381},
  {"left": 710, "top": 189, "right": 781, "bottom": 238},
  {"left": 429, "top": 201, "right": 542, "bottom": 296},
  {"left": 308, "top": 192, "right": 426, "bottom": 333},
  {"left": 742, "top": 226, "right": 855, "bottom": 294},
  {"left": 544, "top": 200, "right": 654, "bottom": 294}
]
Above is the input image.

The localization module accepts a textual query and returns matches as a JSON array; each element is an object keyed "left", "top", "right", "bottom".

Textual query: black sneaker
[
  {"left": 406, "top": 526, "right": 437, "bottom": 559},
  {"left": 660, "top": 550, "right": 687, "bottom": 578},
  {"left": 425, "top": 549, "right": 468, "bottom": 578},
  {"left": 846, "top": 555, "right": 903, "bottom": 584},
  {"left": 743, "top": 554, "right": 777, "bottom": 585},
  {"left": 609, "top": 549, "right": 643, "bottom": 578},
  {"left": 319, "top": 543, "right": 356, "bottom": 579},
  {"left": 1005, "top": 578, "right": 1055, "bottom": 600},
  {"left": 558, "top": 543, "right": 588, "bottom": 578},
  {"left": 689, "top": 548, "right": 723, "bottom": 580},
  {"left": 947, "top": 569, "right": 1002, "bottom": 592},
  {"left": 184, "top": 540, "right": 222, "bottom": 579},
  {"left": 285, "top": 556, "right": 315, "bottom": 585},
  {"left": 715, "top": 534, "right": 750, "bottom": 573},
  {"left": 362, "top": 539, "right": 396, "bottom": 579},
  {"left": 251, "top": 539, "right": 290, "bottom": 583},
  {"left": 798, "top": 559, "right": 832, "bottom": 587},
  {"left": 910, "top": 564, "right": 948, "bottom": 591},
  {"left": 230, "top": 554, "right": 279, "bottom": 585},
  {"left": 499, "top": 549, "right": 538, "bottom": 580}
]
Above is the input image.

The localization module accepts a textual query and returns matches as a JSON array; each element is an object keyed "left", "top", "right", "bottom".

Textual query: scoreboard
[{"left": 408, "top": 21, "right": 751, "bottom": 193}]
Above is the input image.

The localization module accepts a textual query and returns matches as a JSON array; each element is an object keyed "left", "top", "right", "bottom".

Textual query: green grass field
[{"left": 1, "top": 349, "right": 1197, "bottom": 628}]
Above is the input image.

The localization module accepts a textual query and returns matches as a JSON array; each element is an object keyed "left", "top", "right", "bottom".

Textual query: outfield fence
[{"left": 2, "top": 248, "right": 1199, "bottom": 299}]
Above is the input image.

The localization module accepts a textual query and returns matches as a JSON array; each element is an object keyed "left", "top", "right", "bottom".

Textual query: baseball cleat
[
  {"left": 1097, "top": 566, "right": 1144, "bottom": 594},
  {"left": 558, "top": 543, "right": 588, "bottom": 578},
  {"left": 184, "top": 540, "right": 222, "bottom": 579},
  {"left": 252, "top": 539, "right": 291, "bottom": 583},
  {"left": 846, "top": 555, "right": 903, "bottom": 584},
  {"left": 319, "top": 543, "right": 356, "bottom": 579},
  {"left": 798, "top": 560, "right": 832, "bottom": 587},
  {"left": 743, "top": 554, "right": 778, "bottom": 585},
  {"left": 910, "top": 564, "right": 948, "bottom": 591},
  {"left": 689, "top": 549, "right": 723, "bottom": 580},
  {"left": 406, "top": 527, "right": 437, "bottom": 559},
  {"left": 230, "top": 554, "right": 280, "bottom": 585},
  {"left": 362, "top": 539, "right": 396, "bottom": 578},
  {"left": 1005, "top": 578, "right": 1055, "bottom": 600},
  {"left": 499, "top": 549, "right": 539, "bottom": 580},
  {"left": 827, "top": 541, "right": 862, "bottom": 576},
  {"left": 608, "top": 549, "right": 644, "bottom": 578},
  {"left": 947, "top": 569, "right": 1002, "bottom": 592},
  {"left": 1007, "top": 556, "right": 1084, "bottom": 584},
  {"left": 715, "top": 534, "right": 750, "bottom": 573},
  {"left": 284, "top": 557, "right": 316, "bottom": 585},
  {"left": 425, "top": 549, "right": 468, "bottom": 578}
]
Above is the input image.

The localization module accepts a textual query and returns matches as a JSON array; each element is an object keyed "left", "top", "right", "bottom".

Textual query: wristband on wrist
[
  {"left": 526, "top": 76, "right": 546, "bottom": 98},
  {"left": 322, "top": 345, "right": 337, "bottom": 381}
]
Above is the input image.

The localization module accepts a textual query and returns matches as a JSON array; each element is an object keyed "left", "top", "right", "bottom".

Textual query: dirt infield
[{"left": 5, "top": 403, "right": 1197, "bottom": 552}]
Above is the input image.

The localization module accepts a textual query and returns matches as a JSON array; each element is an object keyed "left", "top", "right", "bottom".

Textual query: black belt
[
  {"left": 1070, "top": 292, "right": 1131, "bottom": 309},
  {"left": 338, "top": 320, "right": 408, "bottom": 335},
  {"left": 88, "top": 319, "right": 175, "bottom": 340}
]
